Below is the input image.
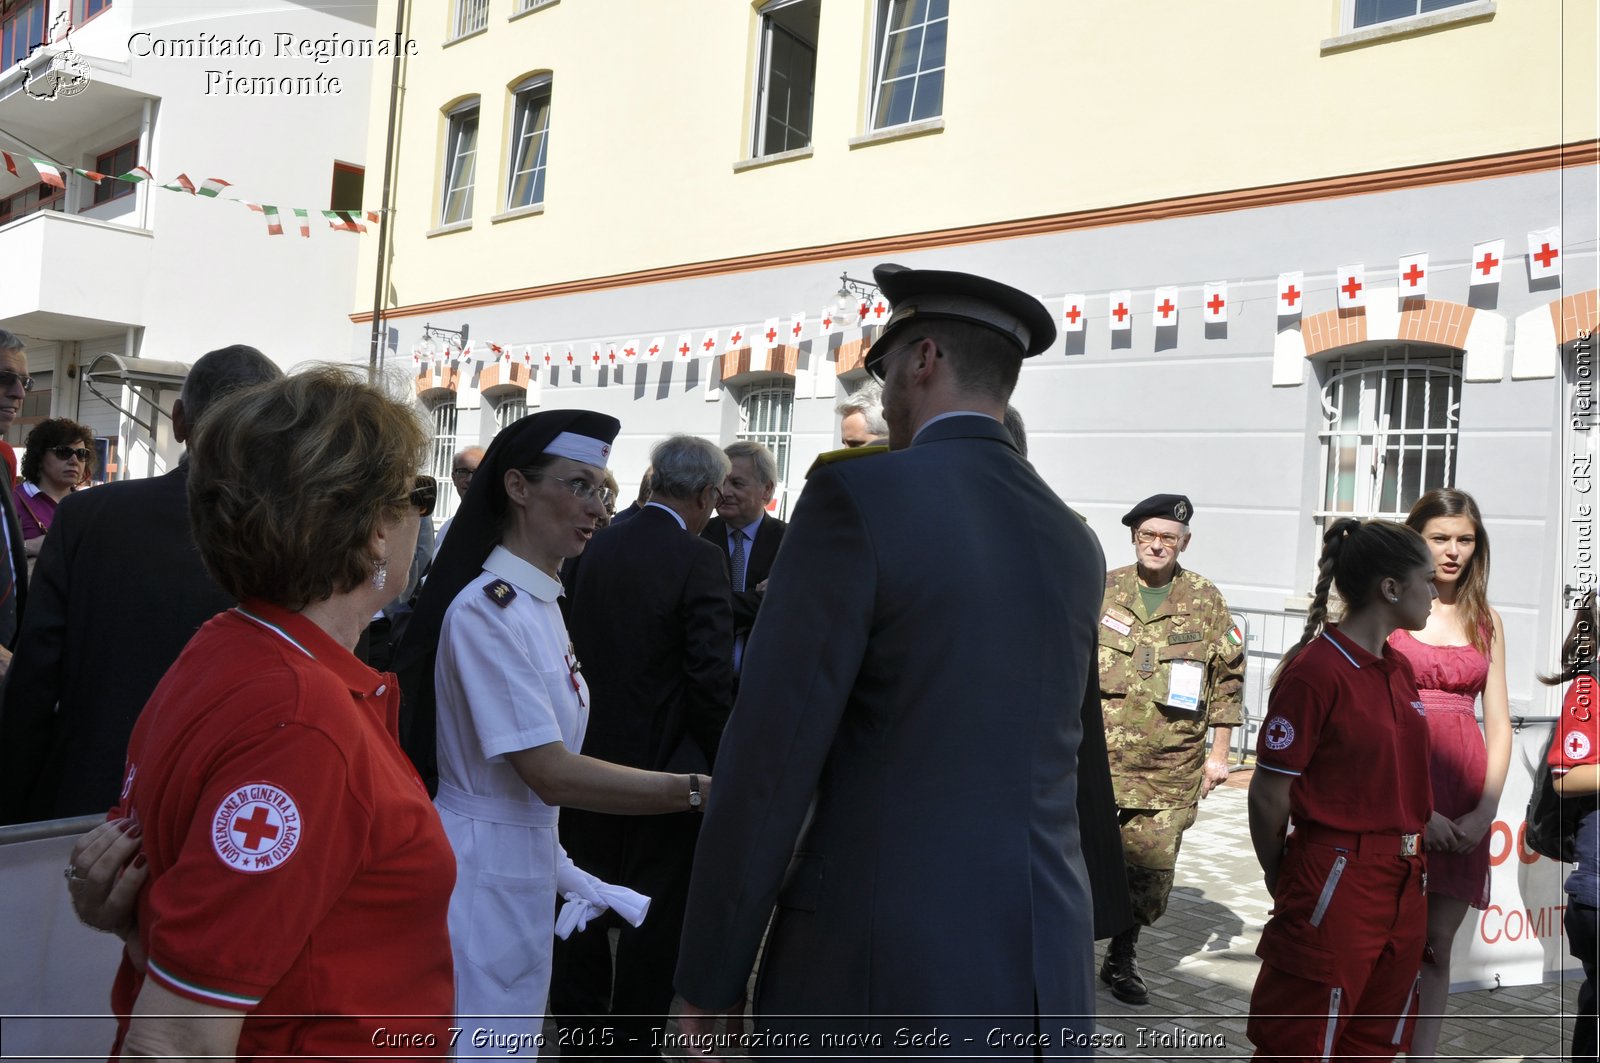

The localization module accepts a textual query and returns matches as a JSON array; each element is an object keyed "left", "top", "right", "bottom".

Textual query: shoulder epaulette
[
  {"left": 484, "top": 579, "right": 517, "bottom": 607},
  {"left": 805, "top": 444, "right": 890, "bottom": 479}
]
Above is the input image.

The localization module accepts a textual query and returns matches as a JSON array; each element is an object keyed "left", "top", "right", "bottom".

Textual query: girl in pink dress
[{"left": 1389, "top": 488, "right": 1510, "bottom": 1061}]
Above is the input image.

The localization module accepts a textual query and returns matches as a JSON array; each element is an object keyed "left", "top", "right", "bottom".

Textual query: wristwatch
[{"left": 688, "top": 774, "right": 703, "bottom": 812}]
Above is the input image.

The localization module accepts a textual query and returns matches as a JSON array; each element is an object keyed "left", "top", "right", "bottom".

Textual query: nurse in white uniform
[{"left": 400, "top": 411, "right": 709, "bottom": 1056}]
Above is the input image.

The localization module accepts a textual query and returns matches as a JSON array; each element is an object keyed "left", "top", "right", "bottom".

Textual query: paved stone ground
[{"left": 1090, "top": 771, "right": 1576, "bottom": 1061}]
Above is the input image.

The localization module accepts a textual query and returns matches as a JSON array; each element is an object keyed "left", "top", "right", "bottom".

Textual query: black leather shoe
[{"left": 1099, "top": 928, "right": 1149, "bottom": 1005}]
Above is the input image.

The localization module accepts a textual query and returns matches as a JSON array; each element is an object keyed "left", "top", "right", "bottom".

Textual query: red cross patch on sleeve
[{"left": 211, "top": 782, "right": 302, "bottom": 873}]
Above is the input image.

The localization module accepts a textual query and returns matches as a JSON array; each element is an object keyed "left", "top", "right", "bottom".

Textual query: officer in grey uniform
[{"left": 1097, "top": 493, "right": 1245, "bottom": 1004}]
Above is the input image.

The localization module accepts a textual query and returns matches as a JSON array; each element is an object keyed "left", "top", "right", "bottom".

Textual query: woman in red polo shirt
[
  {"left": 65, "top": 367, "right": 454, "bottom": 1060},
  {"left": 1247, "top": 517, "right": 1441, "bottom": 1062}
]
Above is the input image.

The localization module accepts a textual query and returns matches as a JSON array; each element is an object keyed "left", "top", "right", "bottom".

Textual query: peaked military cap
[
  {"left": 1121, "top": 493, "right": 1194, "bottom": 527},
  {"left": 866, "top": 262, "right": 1056, "bottom": 377}
]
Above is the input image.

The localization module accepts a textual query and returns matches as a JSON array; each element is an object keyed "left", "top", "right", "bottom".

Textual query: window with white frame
[
  {"left": 440, "top": 102, "right": 479, "bottom": 225},
  {"left": 869, "top": 0, "right": 947, "bottom": 130},
  {"left": 738, "top": 381, "right": 795, "bottom": 516},
  {"left": 753, "top": 0, "right": 818, "bottom": 157},
  {"left": 496, "top": 396, "right": 528, "bottom": 432},
  {"left": 507, "top": 76, "right": 552, "bottom": 210},
  {"left": 429, "top": 402, "right": 461, "bottom": 523},
  {"left": 452, "top": 0, "right": 489, "bottom": 39},
  {"left": 1315, "top": 345, "right": 1462, "bottom": 533},
  {"left": 1350, "top": 0, "right": 1476, "bottom": 28}
]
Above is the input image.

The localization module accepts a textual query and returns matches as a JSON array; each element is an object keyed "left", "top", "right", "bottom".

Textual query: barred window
[
  {"left": 452, "top": 0, "right": 489, "bottom": 39},
  {"left": 496, "top": 396, "right": 528, "bottom": 433},
  {"left": 1316, "top": 345, "right": 1462, "bottom": 533},
  {"left": 429, "top": 402, "right": 461, "bottom": 523},
  {"left": 738, "top": 381, "right": 794, "bottom": 517}
]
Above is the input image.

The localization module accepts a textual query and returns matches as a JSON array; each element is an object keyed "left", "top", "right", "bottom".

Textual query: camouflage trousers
[{"left": 1117, "top": 804, "right": 1199, "bottom": 927}]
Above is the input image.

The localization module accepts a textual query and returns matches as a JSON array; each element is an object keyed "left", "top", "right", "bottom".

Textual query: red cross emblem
[
  {"left": 765, "top": 327, "right": 778, "bottom": 343},
  {"left": 1156, "top": 299, "right": 1176, "bottom": 320},
  {"left": 648, "top": 343, "right": 660, "bottom": 356},
  {"left": 1340, "top": 276, "right": 1363, "bottom": 301},
  {"left": 1280, "top": 285, "right": 1300, "bottom": 308},
  {"left": 1207, "top": 294, "right": 1226, "bottom": 315},
  {"left": 1567, "top": 730, "right": 1592, "bottom": 760},
  {"left": 822, "top": 313, "right": 834, "bottom": 330},
  {"left": 1533, "top": 242, "right": 1559, "bottom": 269},
  {"left": 1475, "top": 251, "right": 1499, "bottom": 276},
  {"left": 678, "top": 342, "right": 691, "bottom": 357},
  {"left": 791, "top": 320, "right": 803, "bottom": 339},
  {"left": 872, "top": 299, "right": 888, "bottom": 319},
  {"left": 1064, "top": 305, "right": 1082, "bottom": 325},
  {"left": 1263, "top": 716, "right": 1295, "bottom": 751},
  {"left": 211, "top": 783, "right": 301, "bottom": 873},
  {"left": 1402, "top": 264, "right": 1425, "bottom": 287},
  {"left": 623, "top": 346, "right": 636, "bottom": 359},
  {"left": 731, "top": 329, "right": 743, "bottom": 346},
  {"left": 1112, "top": 303, "right": 1129, "bottom": 323},
  {"left": 703, "top": 336, "right": 716, "bottom": 351}
]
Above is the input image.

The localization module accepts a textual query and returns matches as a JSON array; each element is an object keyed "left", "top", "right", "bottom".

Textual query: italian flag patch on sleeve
[{"left": 1226, "top": 625, "right": 1243, "bottom": 648}]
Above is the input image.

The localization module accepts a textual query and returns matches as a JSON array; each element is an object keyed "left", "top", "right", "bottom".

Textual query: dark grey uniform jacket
[{"left": 675, "top": 415, "right": 1104, "bottom": 1051}]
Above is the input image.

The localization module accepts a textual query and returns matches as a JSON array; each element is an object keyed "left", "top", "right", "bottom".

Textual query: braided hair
[{"left": 1272, "top": 517, "right": 1431, "bottom": 683}]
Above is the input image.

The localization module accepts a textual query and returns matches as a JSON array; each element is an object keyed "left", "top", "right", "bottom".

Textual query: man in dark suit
[
  {"left": 700, "top": 440, "right": 785, "bottom": 674},
  {"left": 0, "top": 329, "right": 34, "bottom": 677},
  {"left": 0, "top": 345, "right": 282, "bottom": 824},
  {"left": 675, "top": 264, "right": 1104, "bottom": 1051},
  {"left": 553, "top": 434, "right": 734, "bottom": 1058}
]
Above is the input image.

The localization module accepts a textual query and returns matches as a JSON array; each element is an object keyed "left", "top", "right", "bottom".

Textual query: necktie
[{"left": 730, "top": 528, "right": 747, "bottom": 593}]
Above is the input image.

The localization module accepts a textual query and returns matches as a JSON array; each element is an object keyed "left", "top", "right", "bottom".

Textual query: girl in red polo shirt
[{"left": 1247, "top": 517, "right": 1441, "bottom": 1062}]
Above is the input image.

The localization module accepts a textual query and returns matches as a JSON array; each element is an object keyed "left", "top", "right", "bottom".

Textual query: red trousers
[{"left": 1248, "top": 830, "right": 1427, "bottom": 1062}]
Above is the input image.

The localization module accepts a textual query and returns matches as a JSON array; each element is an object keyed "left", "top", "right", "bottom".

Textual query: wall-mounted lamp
[
  {"left": 416, "top": 322, "right": 469, "bottom": 361},
  {"left": 833, "top": 273, "right": 879, "bottom": 320}
]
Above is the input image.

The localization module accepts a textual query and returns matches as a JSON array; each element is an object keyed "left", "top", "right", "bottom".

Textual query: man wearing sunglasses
[
  {"left": 675, "top": 263, "right": 1105, "bottom": 1047},
  {"left": 0, "top": 329, "right": 32, "bottom": 676},
  {"left": 1094, "top": 493, "right": 1245, "bottom": 1005},
  {"left": 0, "top": 345, "right": 282, "bottom": 825}
]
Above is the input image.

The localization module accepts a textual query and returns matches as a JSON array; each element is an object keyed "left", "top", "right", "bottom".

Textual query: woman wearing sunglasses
[
  {"left": 15, "top": 418, "right": 94, "bottom": 574},
  {"left": 65, "top": 366, "right": 455, "bottom": 1059},
  {"left": 398, "top": 410, "right": 708, "bottom": 1054}
]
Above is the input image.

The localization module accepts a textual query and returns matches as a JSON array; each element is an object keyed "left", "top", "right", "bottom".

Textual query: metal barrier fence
[
  {"left": 1227, "top": 606, "right": 1305, "bottom": 768},
  {"left": 0, "top": 814, "right": 125, "bottom": 1061}
]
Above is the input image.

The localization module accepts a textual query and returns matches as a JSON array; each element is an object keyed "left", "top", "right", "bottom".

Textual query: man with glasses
[
  {"left": 0, "top": 344, "right": 283, "bottom": 823},
  {"left": 676, "top": 263, "right": 1104, "bottom": 1046},
  {"left": 1095, "top": 493, "right": 1245, "bottom": 1005},
  {"left": 701, "top": 441, "right": 785, "bottom": 680}
]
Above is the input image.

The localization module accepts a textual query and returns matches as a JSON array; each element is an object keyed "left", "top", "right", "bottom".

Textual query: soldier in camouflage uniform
[{"left": 1097, "top": 493, "right": 1245, "bottom": 1005}]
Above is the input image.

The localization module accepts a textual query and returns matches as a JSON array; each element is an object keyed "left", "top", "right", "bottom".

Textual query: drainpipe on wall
[{"left": 368, "top": 0, "right": 410, "bottom": 378}]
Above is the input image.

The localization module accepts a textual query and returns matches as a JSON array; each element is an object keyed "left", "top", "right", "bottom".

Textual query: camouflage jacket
[{"left": 1097, "top": 564, "right": 1245, "bottom": 809}]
